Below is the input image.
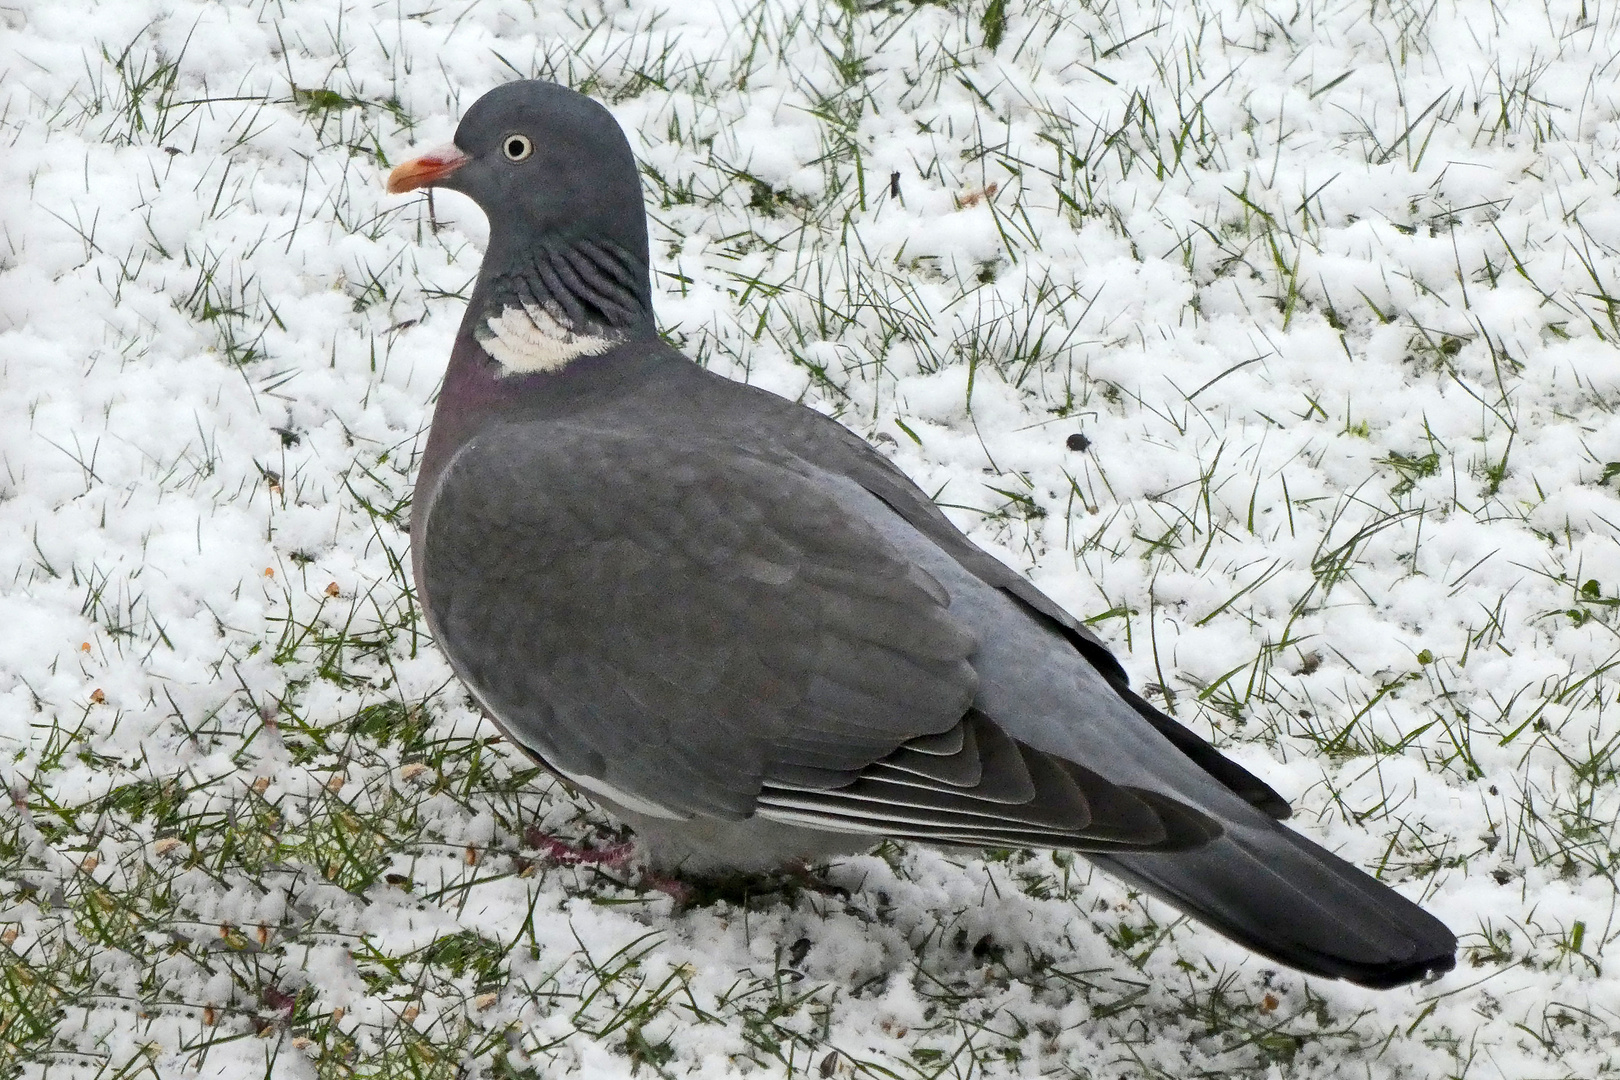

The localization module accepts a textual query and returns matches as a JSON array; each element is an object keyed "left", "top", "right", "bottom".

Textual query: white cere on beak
[{"left": 475, "top": 300, "right": 621, "bottom": 375}]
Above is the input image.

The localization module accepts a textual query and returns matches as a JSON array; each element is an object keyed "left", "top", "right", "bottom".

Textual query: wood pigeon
[{"left": 386, "top": 80, "right": 1456, "bottom": 989}]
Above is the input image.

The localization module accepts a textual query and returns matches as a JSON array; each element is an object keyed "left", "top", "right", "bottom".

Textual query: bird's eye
[{"left": 502, "top": 134, "right": 534, "bottom": 162}]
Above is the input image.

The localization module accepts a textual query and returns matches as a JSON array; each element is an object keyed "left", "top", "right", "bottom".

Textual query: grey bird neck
[
  {"left": 413, "top": 234, "right": 671, "bottom": 526},
  {"left": 411, "top": 76, "right": 680, "bottom": 557},
  {"left": 471, "top": 231, "right": 656, "bottom": 373}
]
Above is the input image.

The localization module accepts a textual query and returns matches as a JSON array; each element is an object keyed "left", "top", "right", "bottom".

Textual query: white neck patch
[{"left": 475, "top": 300, "right": 622, "bottom": 375}]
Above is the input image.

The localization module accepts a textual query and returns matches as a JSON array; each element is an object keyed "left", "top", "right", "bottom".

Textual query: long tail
[{"left": 1090, "top": 819, "right": 1456, "bottom": 989}]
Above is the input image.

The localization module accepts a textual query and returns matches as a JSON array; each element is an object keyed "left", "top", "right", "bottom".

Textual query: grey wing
[
  {"left": 796, "top": 432, "right": 1455, "bottom": 987},
  {"left": 422, "top": 420, "right": 1211, "bottom": 850},
  {"left": 424, "top": 421, "right": 972, "bottom": 818},
  {"left": 713, "top": 377, "right": 1292, "bottom": 819}
]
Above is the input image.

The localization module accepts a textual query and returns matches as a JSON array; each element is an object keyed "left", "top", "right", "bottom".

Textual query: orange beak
[{"left": 386, "top": 144, "right": 472, "bottom": 194}]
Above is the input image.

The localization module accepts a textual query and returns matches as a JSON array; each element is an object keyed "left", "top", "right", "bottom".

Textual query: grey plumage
[{"left": 389, "top": 79, "right": 1457, "bottom": 990}]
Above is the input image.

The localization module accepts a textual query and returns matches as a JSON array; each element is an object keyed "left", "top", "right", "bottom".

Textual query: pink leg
[
  {"left": 521, "top": 829, "right": 695, "bottom": 902},
  {"left": 532, "top": 834, "right": 635, "bottom": 868},
  {"left": 637, "top": 872, "right": 693, "bottom": 904}
]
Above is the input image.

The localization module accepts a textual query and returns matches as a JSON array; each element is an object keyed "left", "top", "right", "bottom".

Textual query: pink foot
[
  {"left": 522, "top": 829, "right": 690, "bottom": 901},
  {"left": 528, "top": 831, "right": 634, "bottom": 868},
  {"left": 637, "top": 872, "right": 692, "bottom": 904}
]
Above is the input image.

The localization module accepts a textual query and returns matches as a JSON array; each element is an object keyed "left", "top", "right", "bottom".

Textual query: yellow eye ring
[{"left": 502, "top": 134, "right": 533, "bottom": 162}]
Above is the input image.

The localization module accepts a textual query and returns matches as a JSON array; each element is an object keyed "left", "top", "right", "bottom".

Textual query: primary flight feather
[{"left": 388, "top": 80, "right": 1456, "bottom": 990}]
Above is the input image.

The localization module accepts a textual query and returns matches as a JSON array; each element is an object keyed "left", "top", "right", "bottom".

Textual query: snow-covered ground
[{"left": 4, "top": 0, "right": 1620, "bottom": 1075}]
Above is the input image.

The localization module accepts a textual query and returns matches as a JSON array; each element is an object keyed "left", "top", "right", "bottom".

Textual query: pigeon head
[{"left": 389, "top": 80, "right": 655, "bottom": 374}]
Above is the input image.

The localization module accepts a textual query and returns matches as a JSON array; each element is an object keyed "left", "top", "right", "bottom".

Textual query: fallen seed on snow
[
  {"left": 292, "top": 1037, "right": 313, "bottom": 1050},
  {"left": 465, "top": 846, "right": 478, "bottom": 865},
  {"left": 325, "top": 581, "right": 341, "bottom": 597},
  {"left": 153, "top": 838, "right": 183, "bottom": 857},
  {"left": 400, "top": 1004, "right": 420, "bottom": 1023},
  {"left": 326, "top": 773, "right": 345, "bottom": 792},
  {"left": 330, "top": 1006, "right": 345, "bottom": 1022},
  {"left": 474, "top": 992, "right": 498, "bottom": 1011},
  {"left": 2, "top": 927, "right": 18, "bottom": 947},
  {"left": 89, "top": 688, "right": 106, "bottom": 705},
  {"left": 251, "top": 777, "right": 271, "bottom": 794},
  {"left": 956, "top": 181, "right": 998, "bottom": 207},
  {"left": 202, "top": 1007, "right": 216, "bottom": 1026},
  {"left": 398, "top": 762, "right": 429, "bottom": 782},
  {"left": 80, "top": 855, "right": 99, "bottom": 872},
  {"left": 79, "top": 641, "right": 90, "bottom": 652}
]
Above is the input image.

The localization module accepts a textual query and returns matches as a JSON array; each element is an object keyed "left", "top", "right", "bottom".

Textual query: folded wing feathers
[
  {"left": 757, "top": 796, "right": 1212, "bottom": 853},
  {"left": 902, "top": 725, "right": 966, "bottom": 756},
  {"left": 873, "top": 720, "right": 983, "bottom": 787},
  {"left": 439, "top": 430, "right": 1220, "bottom": 850},
  {"left": 760, "top": 709, "right": 1219, "bottom": 853},
  {"left": 955, "top": 713, "right": 1039, "bottom": 804}
]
